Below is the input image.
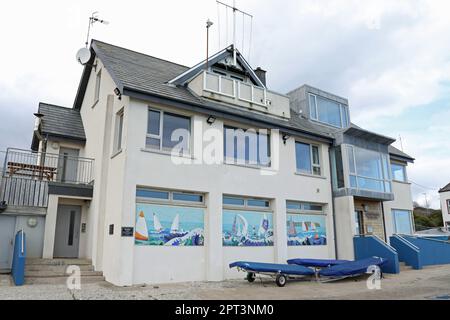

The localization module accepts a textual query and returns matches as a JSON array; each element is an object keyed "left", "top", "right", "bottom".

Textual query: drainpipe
[
  {"left": 381, "top": 202, "right": 388, "bottom": 242},
  {"left": 329, "top": 147, "right": 339, "bottom": 259}
]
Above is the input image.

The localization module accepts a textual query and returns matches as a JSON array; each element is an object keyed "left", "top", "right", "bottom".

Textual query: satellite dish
[{"left": 76, "top": 47, "right": 91, "bottom": 65}]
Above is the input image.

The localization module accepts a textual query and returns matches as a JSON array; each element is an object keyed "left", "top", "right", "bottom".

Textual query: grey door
[
  {"left": 53, "top": 205, "right": 81, "bottom": 258},
  {"left": 0, "top": 215, "right": 16, "bottom": 272},
  {"left": 58, "top": 148, "right": 79, "bottom": 183}
]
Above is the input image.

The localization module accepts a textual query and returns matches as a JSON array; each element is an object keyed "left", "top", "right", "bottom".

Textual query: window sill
[
  {"left": 392, "top": 180, "right": 411, "bottom": 185},
  {"left": 295, "top": 172, "right": 327, "bottom": 180},
  {"left": 111, "top": 149, "right": 122, "bottom": 159},
  {"left": 141, "top": 148, "right": 194, "bottom": 160},
  {"left": 224, "top": 161, "right": 275, "bottom": 172}
]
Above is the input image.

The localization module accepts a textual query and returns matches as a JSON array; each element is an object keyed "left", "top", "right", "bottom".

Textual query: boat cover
[
  {"left": 287, "top": 258, "right": 350, "bottom": 268},
  {"left": 229, "top": 261, "right": 315, "bottom": 276},
  {"left": 318, "top": 257, "right": 386, "bottom": 277}
]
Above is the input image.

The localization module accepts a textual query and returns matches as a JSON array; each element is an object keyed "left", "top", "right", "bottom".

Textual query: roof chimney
[{"left": 254, "top": 67, "right": 267, "bottom": 86}]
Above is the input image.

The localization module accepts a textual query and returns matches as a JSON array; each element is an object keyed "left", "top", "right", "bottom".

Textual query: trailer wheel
[
  {"left": 275, "top": 274, "right": 287, "bottom": 287},
  {"left": 246, "top": 272, "right": 256, "bottom": 282}
]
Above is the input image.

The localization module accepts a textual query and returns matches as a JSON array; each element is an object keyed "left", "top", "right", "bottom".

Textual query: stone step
[
  {"left": 26, "top": 258, "right": 92, "bottom": 266},
  {"left": 25, "top": 275, "right": 105, "bottom": 285},
  {"left": 25, "top": 264, "right": 94, "bottom": 272},
  {"left": 25, "top": 270, "right": 103, "bottom": 278},
  {"left": 399, "top": 262, "right": 413, "bottom": 271}
]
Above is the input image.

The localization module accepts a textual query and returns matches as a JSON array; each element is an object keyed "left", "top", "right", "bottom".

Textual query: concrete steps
[
  {"left": 399, "top": 262, "right": 413, "bottom": 271},
  {"left": 24, "top": 258, "right": 105, "bottom": 285}
]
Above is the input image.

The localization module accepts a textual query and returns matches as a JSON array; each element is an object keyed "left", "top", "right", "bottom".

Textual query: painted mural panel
[
  {"left": 287, "top": 214, "right": 327, "bottom": 246},
  {"left": 223, "top": 210, "right": 274, "bottom": 246},
  {"left": 135, "top": 203, "right": 204, "bottom": 246}
]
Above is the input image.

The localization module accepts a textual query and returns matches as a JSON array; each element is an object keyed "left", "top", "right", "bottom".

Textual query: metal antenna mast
[
  {"left": 85, "top": 11, "right": 109, "bottom": 47},
  {"left": 216, "top": 1, "right": 253, "bottom": 66}
]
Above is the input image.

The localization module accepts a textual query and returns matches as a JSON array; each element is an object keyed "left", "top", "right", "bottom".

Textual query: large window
[
  {"left": 347, "top": 145, "right": 391, "bottom": 192},
  {"left": 392, "top": 209, "right": 414, "bottom": 235},
  {"left": 224, "top": 126, "right": 270, "bottom": 167},
  {"left": 135, "top": 188, "right": 205, "bottom": 247},
  {"left": 222, "top": 196, "right": 273, "bottom": 247},
  {"left": 114, "top": 109, "right": 124, "bottom": 152},
  {"left": 94, "top": 70, "right": 101, "bottom": 105},
  {"left": 146, "top": 108, "right": 191, "bottom": 153},
  {"left": 391, "top": 162, "right": 407, "bottom": 182},
  {"left": 295, "top": 142, "right": 321, "bottom": 175},
  {"left": 447, "top": 200, "right": 450, "bottom": 215},
  {"left": 309, "top": 93, "right": 349, "bottom": 128},
  {"left": 286, "top": 201, "right": 327, "bottom": 246}
]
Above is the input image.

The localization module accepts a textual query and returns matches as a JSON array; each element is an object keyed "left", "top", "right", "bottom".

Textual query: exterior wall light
[
  {"left": 206, "top": 115, "right": 216, "bottom": 125},
  {"left": 282, "top": 133, "right": 290, "bottom": 145},
  {"left": 114, "top": 87, "right": 122, "bottom": 100}
]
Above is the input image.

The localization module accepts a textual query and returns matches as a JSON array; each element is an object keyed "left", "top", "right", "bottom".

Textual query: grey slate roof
[
  {"left": 388, "top": 145, "right": 414, "bottom": 162},
  {"left": 38, "top": 103, "right": 86, "bottom": 141},
  {"left": 72, "top": 40, "right": 414, "bottom": 161},
  {"left": 439, "top": 182, "right": 450, "bottom": 193}
]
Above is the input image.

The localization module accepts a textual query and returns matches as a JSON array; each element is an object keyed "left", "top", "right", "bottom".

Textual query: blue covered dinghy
[
  {"left": 229, "top": 261, "right": 315, "bottom": 287},
  {"left": 318, "top": 256, "right": 386, "bottom": 277},
  {"left": 287, "top": 258, "right": 350, "bottom": 268}
]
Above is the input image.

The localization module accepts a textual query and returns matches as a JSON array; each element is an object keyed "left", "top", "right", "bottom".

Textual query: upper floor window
[
  {"left": 94, "top": 70, "right": 101, "bottom": 105},
  {"left": 447, "top": 200, "right": 450, "bottom": 215},
  {"left": 114, "top": 108, "right": 124, "bottom": 153},
  {"left": 391, "top": 162, "right": 407, "bottom": 182},
  {"left": 295, "top": 142, "right": 321, "bottom": 175},
  {"left": 146, "top": 108, "right": 191, "bottom": 154},
  {"left": 224, "top": 126, "right": 270, "bottom": 167},
  {"left": 347, "top": 145, "right": 391, "bottom": 193},
  {"left": 309, "top": 93, "right": 349, "bottom": 128}
]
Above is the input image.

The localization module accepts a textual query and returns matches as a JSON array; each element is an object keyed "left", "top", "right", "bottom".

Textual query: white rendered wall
[
  {"left": 383, "top": 180, "right": 414, "bottom": 238},
  {"left": 440, "top": 191, "right": 450, "bottom": 225},
  {"left": 116, "top": 97, "right": 335, "bottom": 285}
]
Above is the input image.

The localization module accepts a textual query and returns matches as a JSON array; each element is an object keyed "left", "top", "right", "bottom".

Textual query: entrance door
[
  {"left": 354, "top": 210, "right": 364, "bottom": 235},
  {"left": 58, "top": 148, "right": 79, "bottom": 183},
  {"left": 0, "top": 215, "right": 16, "bottom": 272},
  {"left": 53, "top": 205, "right": 81, "bottom": 258}
]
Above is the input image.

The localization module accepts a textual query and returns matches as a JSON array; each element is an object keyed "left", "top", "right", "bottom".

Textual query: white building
[
  {"left": 0, "top": 40, "right": 415, "bottom": 285},
  {"left": 439, "top": 183, "right": 450, "bottom": 229}
]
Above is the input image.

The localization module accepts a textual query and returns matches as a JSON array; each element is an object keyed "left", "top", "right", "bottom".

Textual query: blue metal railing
[
  {"left": 390, "top": 235, "right": 422, "bottom": 270},
  {"left": 11, "top": 229, "right": 26, "bottom": 286},
  {"left": 353, "top": 235, "right": 400, "bottom": 274}
]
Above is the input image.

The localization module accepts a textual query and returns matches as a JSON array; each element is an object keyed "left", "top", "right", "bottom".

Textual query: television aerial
[{"left": 76, "top": 11, "right": 109, "bottom": 65}]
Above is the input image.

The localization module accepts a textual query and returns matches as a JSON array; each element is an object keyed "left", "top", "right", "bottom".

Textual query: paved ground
[{"left": 1, "top": 265, "right": 450, "bottom": 300}]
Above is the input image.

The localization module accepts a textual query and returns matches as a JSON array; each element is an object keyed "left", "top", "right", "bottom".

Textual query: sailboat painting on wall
[
  {"left": 286, "top": 214, "right": 327, "bottom": 246},
  {"left": 222, "top": 210, "right": 274, "bottom": 246},
  {"left": 135, "top": 203, "right": 205, "bottom": 246}
]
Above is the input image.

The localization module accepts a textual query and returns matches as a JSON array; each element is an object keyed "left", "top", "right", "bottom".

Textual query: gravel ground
[{"left": 1, "top": 265, "right": 450, "bottom": 300}]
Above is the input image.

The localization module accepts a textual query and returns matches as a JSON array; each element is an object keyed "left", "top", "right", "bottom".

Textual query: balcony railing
[
  {"left": 2, "top": 148, "right": 94, "bottom": 185},
  {"left": 0, "top": 148, "right": 94, "bottom": 208}
]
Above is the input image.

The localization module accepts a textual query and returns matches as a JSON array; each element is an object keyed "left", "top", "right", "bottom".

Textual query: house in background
[
  {"left": 439, "top": 183, "right": 450, "bottom": 230},
  {"left": 0, "top": 40, "right": 415, "bottom": 285}
]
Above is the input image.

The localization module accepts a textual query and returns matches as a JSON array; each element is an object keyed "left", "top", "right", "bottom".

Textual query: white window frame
[
  {"left": 295, "top": 141, "right": 322, "bottom": 176},
  {"left": 223, "top": 195, "right": 272, "bottom": 212},
  {"left": 286, "top": 201, "right": 325, "bottom": 215},
  {"left": 391, "top": 162, "right": 408, "bottom": 183},
  {"left": 136, "top": 187, "right": 205, "bottom": 208},
  {"left": 146, "top": 107, "right": 191, "bottom": 153},
  {"left": 203, "top": 71, "right": 236, "bottom": 98},
  {"left": 347, "top": 145, "right": 392, "bottom": 193},
  {"left": 392, "top": 209, "right": 414, "bottom": 235},
  {"left": 114, "top": 108, "right": 124, "bottom": 153},
  {"left": 308, "top": 93, "right": 349, "bottom": 128},
  {"left": 94, "top": 69, "right": 101, "bottom": 106},
  {"left": 447, "top": 200, "right": 450, "bottom": 215}
]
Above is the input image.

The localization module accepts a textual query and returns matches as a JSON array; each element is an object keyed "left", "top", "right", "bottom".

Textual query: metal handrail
[{"left": 6, "top": 147, "right": 94, "bottom": 162}]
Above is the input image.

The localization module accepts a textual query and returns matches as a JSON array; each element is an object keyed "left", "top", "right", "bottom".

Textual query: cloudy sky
[{"left": 1, "top": 0, "right": 449, "bottom": 208}]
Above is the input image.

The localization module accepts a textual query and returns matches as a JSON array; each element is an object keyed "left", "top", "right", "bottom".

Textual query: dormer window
[{"left": 309, "top": 93, "right": 349, "bottom": 128}]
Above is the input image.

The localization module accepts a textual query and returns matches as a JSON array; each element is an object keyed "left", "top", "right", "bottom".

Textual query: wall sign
[{"left": 121, "top": 227, "right": 134, "bottom": 237}]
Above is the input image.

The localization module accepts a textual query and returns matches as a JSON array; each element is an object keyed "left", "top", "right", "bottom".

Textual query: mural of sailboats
[
  {"left": 288, "top": 217, "right": 297, "bottom": 237},
  {"left": 164, "top": 213, "right": 188, "bottom": 241},
  {"left": 153, "top": 213, "right": 163, "bottom": 232},
  {"left": 135, "top": 211, "right": 149, "bottom": 241},
  {"left": 258, "top": 214, "right": 269, "bottom": 236}
]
